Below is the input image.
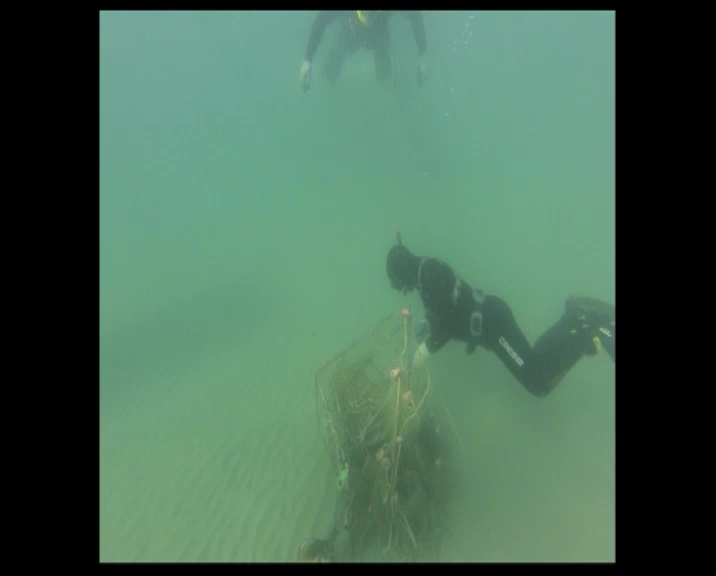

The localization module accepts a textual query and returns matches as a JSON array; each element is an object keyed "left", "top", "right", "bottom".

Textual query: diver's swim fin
[{"left": 565, "top": 296, "right": 615, "bottom": 363}]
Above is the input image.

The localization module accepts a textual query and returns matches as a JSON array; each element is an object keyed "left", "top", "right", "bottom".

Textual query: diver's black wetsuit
[
  {"left": 304, "top": 11, "right": 426, "bottom": 85},
  {"left": 416, "top": 258, "right": 615, "bottom": 397}
]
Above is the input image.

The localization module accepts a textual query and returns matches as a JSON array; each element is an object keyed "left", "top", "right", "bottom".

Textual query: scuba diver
[
  {"left": 386, "top": 230, "right": 615, "bottom": 397},
  {"left": 299, "top": 11, "right": 428, "bottom": 92}
]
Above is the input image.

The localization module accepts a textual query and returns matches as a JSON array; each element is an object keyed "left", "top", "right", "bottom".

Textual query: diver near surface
[
  {"left": 299, "top": 11, "right": 428, "bottom": 92},
  {"left": 386, "top": 229, "right": 615, "bottom": 397}
]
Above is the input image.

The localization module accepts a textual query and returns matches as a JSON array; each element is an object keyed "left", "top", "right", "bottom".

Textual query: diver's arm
[
  {"left": 421, "top": 258, "right": 459, "bottom": 311},
  {"left": 419, "top": 259, "right": 460, "bottom": 355},
  {"left": 400, "top": 11, "right": 426, "bottom": 56},
  {"left": 305, "top": 11, "right": 342, "bottom": 62},
  {"left": 425, "top": 324, "right": 451, "bottom": 354},
  {"left": 411, "top": 321, "right": 448, "bottom": 369}
]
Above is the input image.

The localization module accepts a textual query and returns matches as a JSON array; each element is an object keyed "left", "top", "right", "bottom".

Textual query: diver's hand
[
  {"left": 413, "top": 341, "right": 430, "bottom": 369},
  {"left": 299, "top": 60, "right": 312, "bottom": 92},
  {"left": 417, "top": 55, "right": 428, "bottom": 88}
]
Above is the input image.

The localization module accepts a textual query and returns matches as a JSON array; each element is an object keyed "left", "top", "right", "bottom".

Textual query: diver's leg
[
  {"left": 373, "top": 29, "right": 393, "bottom": 85},
  {"left": 525, "top": 296, "right": 615, "bottom": 395},
  {"left": 480, "top": 296, "right": 548, "bottom": 396},
  {"left": 528, "top": 318, "right": 596, "bottom": 396},
  {"left": 322, "top": 22, "right": 359, "bottom": 87},
  {"left": 480, "top": 294, "right": 614, "bottom": 397}
]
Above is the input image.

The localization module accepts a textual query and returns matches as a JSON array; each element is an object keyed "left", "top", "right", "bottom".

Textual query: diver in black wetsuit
[
  {"left": 299, "top": 11, "right": 428, "bottom": 92},
  {"left": 386, "top": 231, "right": 615, "bottom": 397}
]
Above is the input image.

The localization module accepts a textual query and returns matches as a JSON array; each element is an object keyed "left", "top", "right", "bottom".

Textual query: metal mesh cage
[{"left": 310, "top": 310, "right": 457, "bottom": 562}]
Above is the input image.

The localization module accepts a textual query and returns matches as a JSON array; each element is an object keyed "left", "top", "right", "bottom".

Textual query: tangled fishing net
[{"left": 300, "top": 308, "right": 463, "bottom": 562}]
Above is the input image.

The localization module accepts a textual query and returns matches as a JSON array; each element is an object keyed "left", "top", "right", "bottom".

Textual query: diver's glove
[{"left": 413, "top": 341, "right": 430, "bottom": 369}]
